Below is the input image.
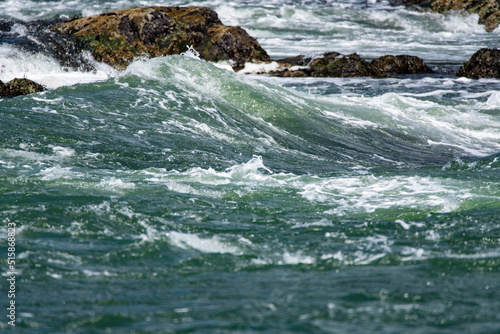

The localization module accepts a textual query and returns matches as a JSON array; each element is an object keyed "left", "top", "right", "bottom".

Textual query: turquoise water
[{"left": 1, "top": 1, "right": 500, "bottom": 333}]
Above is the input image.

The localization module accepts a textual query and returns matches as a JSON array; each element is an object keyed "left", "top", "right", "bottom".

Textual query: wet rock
[
  {"left": 370, "top": 55, "right": 434, "bottom": 75},
  {"left": 0, "top": 78, "right": 45, "bottom": 98},
  {"left": 0, "top": 18, "right": 95, "bottom": 71},
  {"left": 202, "top": 25, "right": 270, "bottom": 71},
  {"left": 309, "top": 52, "right": 376, "bottom": 77},
  {"left": 273, "top": 52, "right": 377, "bottom": 78},
  {"left": 457, "top": 48, "right": 500, "bottom": 78},
  {"left": 276, "top": 54, "right": 318, "bottom": 67},
  {"left": 271, "top": 52, "right": 433, "bottom": 78},
  {"left": 52, "top": 6, "right": 270, "bottom": 70},
  {"left": 396, "top": 0, "right": 500, "bottom": 32}
]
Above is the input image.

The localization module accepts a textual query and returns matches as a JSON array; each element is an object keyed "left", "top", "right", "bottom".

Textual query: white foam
[
  {"left": 479, "top": 91, "right": 500, "bottom": 109},
  {"left": 188, "top": 120, "right": 235, "bottom": 143},
  {"left": 401, "top": 247, "right": 426, "bottom": 261},
  {"left": 444, "top": 250, "right": 500, "bottom": 259},
  {"left": 0, "top": 146, "right": 70, "bottom": 167},
  {"left": 143, "top": 156, "right": 279, "bottom": 199},
  {"left": 224, "top": 155, "right": 273, "bottom": 179},
  {"left": 49, "top": 145, "right": 75, "bottom": 158},
  {"left": 280, "top": 251, "right": 315, "bottom": 265},
  {"left": 291, "top": 218, "right": 333, "bottom": 229},
  {"left": 180, "top": 45, "right": 201, "bottom": 60},
  {"left": 354, "top": 92, "right": 500, "bottom": 157},
  {"left": 299, "top": 174, "right": 470, "bottom": 215},
  {"left": 0, "top": 45, "right": 113, "bottom": 89},
  {"left": 320, "top": 250, "right": 387, "bottom": 266},
  {"left": 238, "top": 61, "right": 281, "bottom": 74},
  {"left": 46, "top": 272, "right": 63, "bottom": 279},
  {"left": 440, "top": 13, "right": 484, "bottom": 33},
  {"left": 10, "top": 23, "right": 28, "bottom": 37},
  {"left": 39, "top": 165, "right": 83, "bottom": 181},
  {"left": 167, "top": 231, "right": 241, "bottom": 254},
  {"left": 97, "top": 177, "right": 135, "bottom": 191},
  {"left": 82, "top": 269, "right": 114, "bottom": 277},
  {"left": 145, "top": 154, "right": 493, "bottom": 216}
]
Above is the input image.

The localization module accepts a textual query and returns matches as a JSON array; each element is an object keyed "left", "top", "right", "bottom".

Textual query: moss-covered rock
[
  {"left": 309, "top": 52, "right": 376, "bottom": 77},
  {"left": 271, "top": 52, "right": 433, "bottom": 78},
  {"left": 0, "top": 78, "right": 45, "bottom": 98},
  {"left": 52, "top": 6, "right": 270, "bottom": 70},
  {"left": 370, "top": 55, "right": 434, "bottom": 75},
  {"left": 273, "top": 52, "right": 378, "bottom": 78},
  {"left": 457, "top": 48, "right": 500, "bottom": 78}
]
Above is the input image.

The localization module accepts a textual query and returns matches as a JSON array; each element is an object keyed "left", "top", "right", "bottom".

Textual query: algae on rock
[
  {"left": 52, "top": 6, "right": 270, "bottom": 70},
  {"left": 0, "top": 78, "right": 45, "bottom": 98}
]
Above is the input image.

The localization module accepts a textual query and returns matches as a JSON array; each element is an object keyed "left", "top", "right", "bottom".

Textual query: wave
[
  {"left": 0, "top": 44, "right": 114, "bottom": 88},
  {"left": 120, "top": 56, "right": 500, "bottom": 163},
  {"left": 2, "top": 55, "right": 500, "bottom": 173}
]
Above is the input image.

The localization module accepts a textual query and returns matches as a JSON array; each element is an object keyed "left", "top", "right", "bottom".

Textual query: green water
[{"left": 1, "top": 55, "right": 499, "bottom": 333}]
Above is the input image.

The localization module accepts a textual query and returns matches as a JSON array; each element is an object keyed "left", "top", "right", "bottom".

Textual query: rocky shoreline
[{"left": 2, "top": 5, "right": 500, "bottom": 98}]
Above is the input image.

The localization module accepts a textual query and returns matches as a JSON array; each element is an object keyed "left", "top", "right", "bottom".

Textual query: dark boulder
[
  {"left": 202, "top": 25, "right": 270, "bottom": 71},
  {"left": 0, "top": 78, "right": 45, "bottom": 98},
  {"left": 272, "top": 52, "right": 433, "bottom": 78},
  {"left": 457, "top": 48, "right": 500, "bottom": 78},
  {"left": 370, "top": 55, "right": 434, "bottom": 75},
  {"left": 52, "top": 6, "right": 270, "bottom": 70},
  {"left": 309, "top": 52, "right": 376, "bottom": 77},
  {"left": 274, "top": 52, "right": 378, "bottom": 78}
]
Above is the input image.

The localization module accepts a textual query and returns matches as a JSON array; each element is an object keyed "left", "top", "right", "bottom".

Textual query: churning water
[{"left": 1, "top": 0, "right": 500, "bottom": 333}]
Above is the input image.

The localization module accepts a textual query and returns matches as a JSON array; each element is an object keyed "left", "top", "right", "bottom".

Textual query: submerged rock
[
  {"left": 0, "top": 78, "right": 45, "bottom": 98},
  {"left": 272, "top": 52, "right": 432, "bottom": 78},
  {"left": 396, "top": 0, "right": 500, "bottom": 32},
  {"left": 457, "top": 48, "right": 500, "bottom": 78},
  {"left": 52, "top": 6, "right": 270, "bottom": 70}
]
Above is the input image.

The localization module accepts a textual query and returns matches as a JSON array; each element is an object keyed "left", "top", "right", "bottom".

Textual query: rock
[
  {"left": 276, "top": 55, "right": 312, "bottom": 68},
  {"left": 0, "top": 18, "right": 95, "bottom": 71},
  {"left": 52, "top": 6, "right": 270, "bottom": 70},
  {"left": 0, "top": 78, "right": 45, "bottom": 98},
  {"left": 271, "top": 52, "right": 433, "bottom": 78},
  {"left": 201, "top": 25, "right": 270, "bottom": 71},
  {"left": 396, "top": 0, "right": 500, "bottom": 32},
  {"left": 370, "top": 55, "right": 434, "bottom": 75},
  {"left": 309, "top": 52, "right": 376, "bottom": 77},
  {"left": 273, "top": 52, "right": 378, "bottom": 78},
  {"left": 457, "top": 48, "right": 500, "bottom": 78}
]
